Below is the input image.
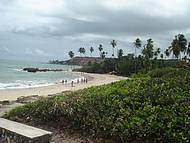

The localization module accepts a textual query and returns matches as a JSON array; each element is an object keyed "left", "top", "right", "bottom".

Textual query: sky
[{"left": 0, "top": 0, "right": 190, "bottom": 61}]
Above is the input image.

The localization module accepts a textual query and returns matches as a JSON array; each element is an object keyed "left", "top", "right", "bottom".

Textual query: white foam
[
  {"left": 13, "top": 69, "right": 26, "bottom": 72},
  {"left": 0, "top": 81, "right": 54, "bottom": 90}
]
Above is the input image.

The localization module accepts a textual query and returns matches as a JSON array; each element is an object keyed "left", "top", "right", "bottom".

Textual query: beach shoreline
[{"left": 0, "top": 72, "right": 128, "bottom": 101}]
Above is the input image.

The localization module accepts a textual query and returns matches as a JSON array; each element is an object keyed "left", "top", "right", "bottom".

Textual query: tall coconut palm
[
  {"left": 179, "top": 34, "right": 187, "bottom": 55},
  {"left": 133, "top": 38, "right": 142, "bottom": 73},
  {"left": 68, "top": 51, "right": 74, "bottom": 59},
  {"left": 154, "top": 48, "right": 161, "bottom": 59},
  {"left": 168, "top": 36, "right": 180, "bottom": 59},
  {"left": 111, "top": 40, "right": 117, "bottom": 57},
  {"left": 142, "top": 39, "right": 154, "bottom": 72},
  {"left": 133, "top": 38, "right": 142, "bottom": 57},
  {"left": 118, "top": 49, "right": 124, "bottom": 60},
  {"left": 90, "top": 47, "right": 94, "bottom": 57},
  {"left": 169, "top": 34, "right": 187, "bottom": 59},
  {"left": 79, "top": 47, "right": 83, "bottom": 57},
  {"left": 98, "top": 44, "right": 103, "bottom": 57},
  {"left": 164, "top": 48, "right": 170, "bottom": 59},
  {"left": 68, "top": 51, "right": 75, "bottom": 69},
  {"left": 100, "top": 51, "right": 107, "bottom": 59},
  {"left": 81, "top": 47, "right": 86, "bottom": 57}
]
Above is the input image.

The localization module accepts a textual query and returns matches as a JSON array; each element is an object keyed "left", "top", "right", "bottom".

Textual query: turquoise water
[{"left": 0, "top": 59, "right": 81, "bottom": 89}]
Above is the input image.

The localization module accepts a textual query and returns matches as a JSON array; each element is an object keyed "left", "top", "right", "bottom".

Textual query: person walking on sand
[
  {"left": 86, "top": 78, "right": 88, "bottom": 83},
  {"left": 71, "top": 81, "right": 74, "bottom": 87},
  {"left": 62, "top": 80, "right": 65, "bottom": 85}
]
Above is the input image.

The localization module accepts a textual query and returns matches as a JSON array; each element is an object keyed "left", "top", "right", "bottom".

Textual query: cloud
[
  {"left": 1, "top": 0, "right": 190, "bottom": 36},
  {"left": 1, "top": 0, "right": 190, "bottom": 60},
  {"left": 25, "top": 48, "right": 51, "bottom": 57}
]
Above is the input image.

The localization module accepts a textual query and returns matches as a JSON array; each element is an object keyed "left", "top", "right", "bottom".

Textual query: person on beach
[
  {"left": 62, "top": 80, "right": 65, "bottom": 84},
  {"left": 65, "top": 80, "right": 67, "bottom": 84},
  {"left": 71, "top": 81, "right": 74, "bottom": 87},
  {"left": 77, "top": 79, "right": 79, "bottom": 84}
]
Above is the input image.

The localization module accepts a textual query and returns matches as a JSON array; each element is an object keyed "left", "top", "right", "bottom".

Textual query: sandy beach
[{"left": 0, "top": 72, "right": 128, "bottom": 101}]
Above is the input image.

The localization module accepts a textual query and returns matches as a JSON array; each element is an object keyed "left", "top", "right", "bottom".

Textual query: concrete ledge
[{"left": 0, "top": 118, "right": 52, "bottom": 143}]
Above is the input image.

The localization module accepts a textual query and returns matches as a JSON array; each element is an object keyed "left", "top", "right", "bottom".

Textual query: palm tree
[
  {"left": 133, "top": 38, "right": 142, "bottom": 73},
  {"left": 179, "top": 34, "right": 187, "bottom": 56},
  {"left": 168, "top": 36, "right": 180, "bottom": 59},
  {"left": 169, "top": 34, "right": 187, "bottom": 59},
  {"left": 111, "top": 40, "right": 117, "bottom": 57},
  {"left": 164, "top": 48, "right": 170, "bottom": 59},
  {"left": 68, "top": 51, "right": 74, "bottom": 59},
  {"left": 142, "top": 38, "right": 154, "bottom": 72},
  {"left": 79, "top": 47, "right": 83, "bottom": 57},
  {"left": 81, "top": 47, "right": 86, "bottom": 57},
  {"left": 90, "top": 47, "right": 94, "bottom": 57},
  {"left": 187, "top": 43, "right": 190, "bottom": 59},
  {"left": 118, "top": 49, "right": 123, "bottom": 60},
  {"left": 133, "top": 38, "right": 142, "bottom": 57},
  {"left": 100, "top": 51, "right": 107, "bottom": 59},
  {"left": 154, "top": 48, "right": 161, "bottom": 59},
  {"left": 98, "top": 44, "right": 103, "bottom": 57},
  {"left": 68, "top": 51, "right": 75, "bottom": 70}
]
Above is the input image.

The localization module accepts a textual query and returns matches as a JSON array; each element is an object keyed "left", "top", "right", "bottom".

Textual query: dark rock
[
  {"left": 23, "top": 68, "right": 64, "bottom": 73},
  {"left": 23, "top": 68, "right": 39, "bottom": 73},
  {"left": 0, "top": 100, "right": 13, "bottom": 105}
]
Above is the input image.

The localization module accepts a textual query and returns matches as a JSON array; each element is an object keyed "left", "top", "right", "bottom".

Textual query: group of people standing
[{"left": 61, "top": 77, "right": 88, "bottom": 87}]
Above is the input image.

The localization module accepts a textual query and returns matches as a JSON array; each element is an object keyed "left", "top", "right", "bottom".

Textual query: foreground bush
[{"left": 4, "top": 68, "right": 190, "bottom": 142}]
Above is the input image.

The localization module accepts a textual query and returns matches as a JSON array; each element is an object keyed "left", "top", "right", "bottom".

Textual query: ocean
[{"left": 0, "top": 59, "right": 81, "bottom": 90}]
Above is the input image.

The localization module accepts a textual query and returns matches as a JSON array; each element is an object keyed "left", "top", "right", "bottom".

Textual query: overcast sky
[{"left": 0, "top": 0, "right": 190, "bottom": 61}]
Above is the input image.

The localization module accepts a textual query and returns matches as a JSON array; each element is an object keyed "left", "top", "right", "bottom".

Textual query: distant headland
[{"left": 49, "top": 56, "right": 105, "bottom": 66}]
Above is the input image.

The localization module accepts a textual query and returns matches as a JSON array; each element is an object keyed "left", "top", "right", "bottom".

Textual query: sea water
[{"left": 0, "top": 59, "right": 81, "bottom": 90}]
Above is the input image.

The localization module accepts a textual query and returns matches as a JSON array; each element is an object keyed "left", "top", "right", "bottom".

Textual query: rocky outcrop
[
  {"left": 23, "top": 68, "right": 64, "bottom": 73},
  {"left": 49, "top": 57, "right": 105, "bottom": 66}
]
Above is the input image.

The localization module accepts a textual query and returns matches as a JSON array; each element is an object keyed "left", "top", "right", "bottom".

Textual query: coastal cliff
[{"left": 49, "top": 57, "right": 104, "bottom": 66}]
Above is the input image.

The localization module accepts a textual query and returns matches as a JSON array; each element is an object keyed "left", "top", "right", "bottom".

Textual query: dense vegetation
[
  {"left": 74, "top": 34, "right": 190, "bottom": 76},
  {"left": 4, "top": 68, "right": 190, "bottom": 142},
  {"left": 77, "top": 55, "right": 186, "bottom": 76}
]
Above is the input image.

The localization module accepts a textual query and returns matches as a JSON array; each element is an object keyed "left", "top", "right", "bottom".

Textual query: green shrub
[{"left": 4, "top": 68, "right": 190, "bottom": 142}]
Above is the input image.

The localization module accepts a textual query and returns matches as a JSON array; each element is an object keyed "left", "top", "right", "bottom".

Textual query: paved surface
[{"left": 0, "top": 118, "right": 52, "bottom": 139}]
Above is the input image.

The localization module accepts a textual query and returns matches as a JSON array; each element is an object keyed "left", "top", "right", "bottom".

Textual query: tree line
[
  {"left": 69, "top": 34, "right": 190, "bottom": 61},
  {"left": 69, "top": 34, "right": 190, "bottom": 75}
]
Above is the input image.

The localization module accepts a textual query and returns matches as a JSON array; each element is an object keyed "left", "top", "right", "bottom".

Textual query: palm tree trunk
[
  {"left": 116, "top": 47, "right": 118, "bottom": 58},
  {"left": 135, "top": 47, "right": 137, "bottom": 73},
  {"left": 112, "top": 48, "right": 115, "bottom": 58}
]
